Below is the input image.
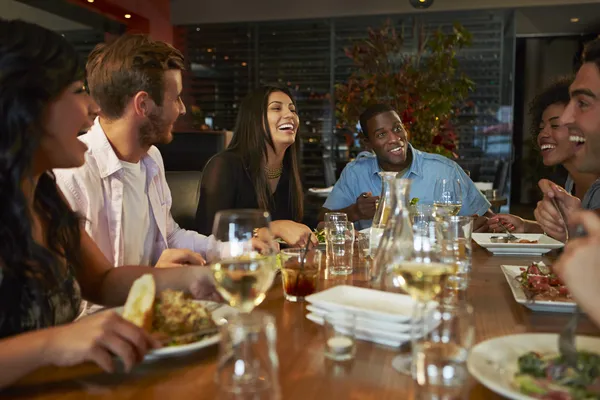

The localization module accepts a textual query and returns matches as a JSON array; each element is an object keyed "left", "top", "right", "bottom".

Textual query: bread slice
[{"left": 122, "top": 274, "right": 156, "bottom": 332}]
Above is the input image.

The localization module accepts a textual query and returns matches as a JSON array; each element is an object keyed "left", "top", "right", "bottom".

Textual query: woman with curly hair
[
  {"left": 488, "top": 78, "right": 599, "bottom": 233},
  {"left": 0, "top": 19, "right": 218, "bottom": 388}
]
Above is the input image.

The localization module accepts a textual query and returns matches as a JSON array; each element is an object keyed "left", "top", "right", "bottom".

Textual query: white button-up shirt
[{"left": 54, "top": 119, "right": 211, "bottom": 266}]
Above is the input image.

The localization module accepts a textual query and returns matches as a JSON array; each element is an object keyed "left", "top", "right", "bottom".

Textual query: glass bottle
[
  {"left": 370, "top": 178, "right": 414, "bottom": 287},
  {"left": 369, "top": 172, "right": 397, "bottom": 256}
]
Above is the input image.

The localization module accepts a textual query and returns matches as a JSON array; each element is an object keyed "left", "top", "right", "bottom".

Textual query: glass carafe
[
  {"left": 370, "top": 178, "right": 414, "bottom": 286},
  {"left": 369, "top": 172, "right": 397, "bottom": 256}
]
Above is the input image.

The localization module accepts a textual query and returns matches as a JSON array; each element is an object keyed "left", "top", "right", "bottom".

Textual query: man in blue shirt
[{"left": 321, "top": 104, "right": 492, "bottom": 230}]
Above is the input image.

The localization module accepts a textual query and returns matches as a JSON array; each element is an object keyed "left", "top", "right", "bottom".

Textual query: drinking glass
[
  {"left": 356, "top": 231, "right": 371, "bottom": 260},
  {"left": 412, "top": 301, "right": 475, "bottom": 400},
  {"left": 280, "top": 248, "right": 322, "bottom": 302},
  {"left": 326, "top": 221, "right": 355, "bottom": 276},
  {"left": 433, "top": 179, "right": 462, "bottom": 219},
  {"left": 324, "top": 212, "right": 348, "bottom": 224},
  {"left": 384, "top": 216, "right": 457, "bottom": 374},
  {"left": 207, "top": 209, "right": 279, "bottom": 313},
  {"left": 216, "top": 311, "right": 281, "bottom": 399},
  {"left": 439, "top": 216, "right": 474, "bottom": 299}
]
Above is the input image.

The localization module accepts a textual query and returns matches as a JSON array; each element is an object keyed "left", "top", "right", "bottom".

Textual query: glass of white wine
[
  {"left": 386, "top": 215, "right": 457, "bottom": 375},
  {"left": 433, "top": 178, "right": 462, "bottom": 219},
  {"left": 206, "top": 209, "right": 279, "bottom": 314}
]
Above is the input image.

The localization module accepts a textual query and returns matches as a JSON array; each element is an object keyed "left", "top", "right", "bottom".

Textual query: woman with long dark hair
[
  {"left": 195, "top": 86, "right": 315, "bottom": 246},
  {"left": 0, "top": 19, "right": 217, "bottom": 388}
]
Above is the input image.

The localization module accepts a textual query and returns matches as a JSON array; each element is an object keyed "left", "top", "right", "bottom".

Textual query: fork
[
  {"left": 556, "top": 211, "right": 587, "bottom": 368},
  {"left": 497, "top": 220, "right": 519, "bottom": 242},
  {"left": 550, "top": 197, "right": 569, "bottom": 242}
]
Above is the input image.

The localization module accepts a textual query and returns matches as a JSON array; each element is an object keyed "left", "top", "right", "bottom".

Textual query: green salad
[
  {"left": 313, "top": 229, "right": 326, "bottom": 244},
  {"left": 410, "top": 197, "right": 419, "bottom": 206},
  {"left": 515, "top": 351, "right": 600, "bottom": 399}
]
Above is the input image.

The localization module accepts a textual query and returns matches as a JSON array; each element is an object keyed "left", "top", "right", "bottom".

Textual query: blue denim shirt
[{"left": 323, "top": 145, "right": 491, "bottom": 230}]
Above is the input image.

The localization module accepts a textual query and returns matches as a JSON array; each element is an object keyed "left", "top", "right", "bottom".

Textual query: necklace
[{"left": 265, "top": 164, "right": 283, "bottom": 179}]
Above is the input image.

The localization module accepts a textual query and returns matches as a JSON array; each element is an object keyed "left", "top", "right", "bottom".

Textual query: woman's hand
[
  {"left": 44, "top": 311, "right": 161, "bottom": 373},
  {"left": 487, "top": 214, "right": 524, "bottom": 233},
  {"left": 270, "top": 220, "right": 317, "bottom": 247},
  {"left": 156, "top": 248, "right": 206, "bottom": 268}
]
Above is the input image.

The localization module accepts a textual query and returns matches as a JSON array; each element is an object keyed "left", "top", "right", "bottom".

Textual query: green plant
[{"left": 335, "top": 20, "right": 475, "bottom": 158}]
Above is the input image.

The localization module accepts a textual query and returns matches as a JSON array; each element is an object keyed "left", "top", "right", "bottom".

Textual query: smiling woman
[{"left": 195, "top": 86, "right": 316, "bottom": 247}]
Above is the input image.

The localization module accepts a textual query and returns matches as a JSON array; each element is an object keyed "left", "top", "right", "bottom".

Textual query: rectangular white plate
[
  {"left": 305, "top": 285, "right": 414, "bottom": 323},
  {"left": 472, "top": 233, "right": 563, "bottom": 256},
  {"left": 500, "top": 265, "right": 576, "bottom": 313},
  {"left": 306, "top": 305, "right": 412, "bottom": 333},
  {"left": 305, "top": 313, "right": 405, "bottom": 348}
]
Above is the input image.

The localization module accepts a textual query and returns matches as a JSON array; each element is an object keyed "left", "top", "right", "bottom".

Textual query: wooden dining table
[{"left": 2, "top": 245, "right": 598, "bottom": 399}]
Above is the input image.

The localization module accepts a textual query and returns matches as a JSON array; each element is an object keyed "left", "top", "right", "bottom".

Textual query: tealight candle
[{"left": 327, "top": 336, "right": 353, "bottom": 354}]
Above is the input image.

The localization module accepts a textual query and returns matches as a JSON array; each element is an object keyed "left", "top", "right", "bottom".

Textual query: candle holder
[{"left": 323, "top": 313, "right": 356, "bottom": 361}]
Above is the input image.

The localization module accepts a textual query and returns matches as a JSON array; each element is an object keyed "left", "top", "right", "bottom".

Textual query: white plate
[
  {"left": 306, "top": 305, "right": 413, "bottom": 333},
  {"left": 501, "top": 265, "right": 576, "bottom": 313},
  {"left": 472, "top": 233, "right": 563, "bottom": 256},
  {"left": 467, "top": 333, "right": 600, "bottom": 400},
  {"left": 305, "top": 285, "right": 415, "bottom": 323},
  {"left": 114, "top": 300, "right": 237, "bottom": 360},
  {"left": 305, "top": 313, "right": 404, "bottom": 348}
]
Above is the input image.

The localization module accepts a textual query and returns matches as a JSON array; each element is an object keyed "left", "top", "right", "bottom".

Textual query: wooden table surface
[{"left": 3, "top": 246, "right": 599, "bottom": 399}]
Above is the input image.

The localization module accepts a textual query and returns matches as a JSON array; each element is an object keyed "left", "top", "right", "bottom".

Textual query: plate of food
[
  {"left": 501, "top": 263, "right": 576, "bottom": 313},
  {"left": 468, "top": 333, "right": 600, "bottom": 400},
  {"left": 117, "top": 274, "right": 237, "bottom": 360},
  {"left": 472, "top": 233, "right": 564, "bottom": 256}
]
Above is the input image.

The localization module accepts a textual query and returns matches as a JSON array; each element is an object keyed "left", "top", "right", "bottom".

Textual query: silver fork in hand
[
  {"left": 497, "top": 221, "right": 519, "bottom": 242},
  {"left": 559, "top": 306, "right": 580, "bottom": 368},
  {"left": 550, "top": 197, "right": 569, "bottom": 242},
  {"left": 557, "top": 219, "right": 586, "bottom": 368}
]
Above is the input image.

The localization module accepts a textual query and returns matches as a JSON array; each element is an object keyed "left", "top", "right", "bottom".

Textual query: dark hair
[
  {"left": 228, "top": 86, "right": 304, "bottom": 221},
  {"left": 529, "top": 77, "right": 572, "bottom": 138},
  {"left": 359, "top": 103, "right": 396, "bottom": 137},
  {"left": 86, "top": 34, "right": 185, "bottom": 120},
  {"left": 583, "top": 37, "right": 600, "bottom": 70},
  {"left": 0, "top": 19, "right": 82, "bottom": 335}
]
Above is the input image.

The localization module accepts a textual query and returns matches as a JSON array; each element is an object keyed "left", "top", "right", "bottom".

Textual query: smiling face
[
  {"left": 138, "top": 69, "right": 186, "bottom": 146},
  {"left": 266, "top": 91, "right": 299, "bottom": 150},
  {"left": 560, "top": 63, "right": 600, "bottom": 174},
  {"left": 364, "top": 110, "right": 409, "bottom": 171},
  {"left": 536, "top": 103, "right": 573, "bottom": 166},
  {"left": 36, "top": 81, "right": 99, "bottom": 171}
]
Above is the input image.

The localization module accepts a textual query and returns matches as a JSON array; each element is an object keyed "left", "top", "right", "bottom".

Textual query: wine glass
[
  {"left": 384, "top": 215, "right": 458, "bottom": 374},
  {"left": 433, "top": 178, "right": 462, "bottom": 219},
  {"left": 206, "top": 209, "right": 279, "bottom": 313}
]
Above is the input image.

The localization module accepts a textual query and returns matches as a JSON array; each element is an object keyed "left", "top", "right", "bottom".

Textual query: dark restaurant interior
[{"left": 5, "top": 0, "right": 600, "bottom": 229}]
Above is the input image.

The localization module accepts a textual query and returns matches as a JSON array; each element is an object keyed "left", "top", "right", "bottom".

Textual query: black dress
[{"left": 195, "top": 150, "right": 295, "bottom": 235}]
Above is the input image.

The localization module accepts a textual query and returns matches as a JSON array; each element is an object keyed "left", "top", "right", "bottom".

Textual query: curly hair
[
  {"left": 0, "top": 19, "right": 83, "bottom": 335},
  {"left": 529, "top": 77, "right": 572, "bottom": 139}
]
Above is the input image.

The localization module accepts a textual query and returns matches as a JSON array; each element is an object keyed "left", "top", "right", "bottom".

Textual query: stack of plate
[{"left": 304, "top": 285, "right": 434, "bottom": 348}]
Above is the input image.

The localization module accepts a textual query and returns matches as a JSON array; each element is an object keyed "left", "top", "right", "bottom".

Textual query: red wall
[{"left": 107, "top": 0, "right": 173, "bottom": 43}]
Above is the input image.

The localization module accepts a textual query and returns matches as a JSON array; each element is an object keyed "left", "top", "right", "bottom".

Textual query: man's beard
[{"left": 139, "top": 109, "right": 173, "bottom": 147}]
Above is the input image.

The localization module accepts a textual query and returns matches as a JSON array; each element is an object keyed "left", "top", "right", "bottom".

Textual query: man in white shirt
[{"left": 55, "top": 34, "right": 209, "bottom": 268}]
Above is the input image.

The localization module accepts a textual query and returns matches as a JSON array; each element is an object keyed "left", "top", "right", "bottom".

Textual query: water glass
[
  {"left": 412, "top": 301, "right": 475, "bottom": 400},
  {"left": 216, "top": 311, "right": 281, "bottom": 400},
  {"left": 280, "top": 248, "right": 322, "bottom": 302},
  {"left": 439, "top": 216, "right": 474, "bottom": 294},
  {"left": 326, "top": 221, "right": 354, "bottom": 276},
  {"left": 324, "top": 212, "right": 348, "bottom": 224},
  {"left": 323, "top": 312, "right": 356, "bottom": 362},
  {"left": 356, "top": 231, "right": 371, "bottom": 260}
]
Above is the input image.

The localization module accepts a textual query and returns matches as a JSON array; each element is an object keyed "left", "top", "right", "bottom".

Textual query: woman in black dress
[{"left": 196, "top": 86, "right": 315, "bottom": 246}]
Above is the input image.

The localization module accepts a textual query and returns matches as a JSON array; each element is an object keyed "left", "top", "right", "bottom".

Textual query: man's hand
[
  {"left": 553, "top": 210, "right": 600, "bottom": 327},
  {"left": 355, "top": 192, "right": 379, "bottom": 220},
  {"left": 533, "top": 179, "right": 581, "bottom": 242},
  {"left": 155, "top": 248, "right": 206, "bottom": 268}
]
